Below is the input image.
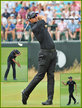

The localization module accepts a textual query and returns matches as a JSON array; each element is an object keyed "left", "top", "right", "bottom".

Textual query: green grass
[
  {"left": 1, "top": 47, "right": 28, "bottom": 82},
  {"left": 60, "top": 73, "right": 81, "bottom": 107},
  {"left": 1, "top": 80, "right": 60, "bottom": 107}
]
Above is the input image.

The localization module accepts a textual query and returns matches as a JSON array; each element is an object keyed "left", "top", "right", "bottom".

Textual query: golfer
[
  {"left": 22, "top": 11, "right": 57, "bottom": 105},
  {"left": 62, "top": 76, "right": 77, "bottom": 105},
  {"left": 4, "top": 49, "right": 21, "bottom": 80}
]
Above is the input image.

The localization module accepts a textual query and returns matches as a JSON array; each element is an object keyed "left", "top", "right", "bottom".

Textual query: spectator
[
  {"left": 1, "top": 1, "right": 81, "bottom": 42},
  {"left": 64, "top": 1, "right": 73, "bottom": 5},
  {"left": 31, "top": 2, "right": 37, "bottom": 11},
  {"left": 70, "top": 12, "right": 79, "bottom": 24},
  {"left": 57, "top": 19, "right": 68, "bottom": 41},
  {"left": 49, "top": 20, "right": 58, "bottom": 40},
  {"left": 67, "top": 3, "right": 71, "bottom": 11},
  {"left": 67, "top": 19, "right": 77, "bottom": 40},
  {"left": 76, "top": 21, "right": 81, "bottom": 40},
  {"left": 16, "top": 19, "right": 24, "bottom": 41},
  {"left": 44, "top": 6, "right": 53, "bottom": 24},
  {"left": 11, "top": 7, "right": 18, "bottom": 18},
  {"left": 37, "top": 7, "right": 44, "bottom": 16},
  {"left": 23, "top": 2, "right": 29, "bottom": 11},
  {"left": 1, "top": 22, "right": 5, "bottom": 41},
  {"left": 16, "top": 14, "right": 22, "bottom": 21},
  {"left": 71, "top": 2, "right": 80, "bottom": 11},
  {"left": 62, "top": 8, "right": 70, "bottom": 18},
  {"left": 5, "top": 20, "right": 15, "bottom": 41},
  {"left": 2, "top": 9, "right": 10, "bottom": 19},
  {"left": 1, "top": 15, "right": 7, "bottom": 41},
  {"left": 54, "top": 2, "right": 63, "bottom": 18},
  {"left": 5, "top": 2, "right": 13, "bottom": 13},
  {"left": 9, "top": 14, "right": 17, "bottom": 25},
  {"left": 18, "top": 7, "right": 27, "bottom": 19},
  {"left": 16, "top": 14, "right": 24, "bottom": 24},
  {"left": 18, "top": 1, "right": 23, "bottom": 7},
  {"left": 24, "top": 19, "right": 31, "bottom": 41},
  {"left": 15, "top": 2, "right": 21, "bottom": 13},
  {"left": 1, "top": 15, "right": 7, "bottom": 26}
]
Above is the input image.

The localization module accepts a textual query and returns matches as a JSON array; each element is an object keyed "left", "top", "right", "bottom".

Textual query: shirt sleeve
[
  {"left": 10, "top": 55, "right": 15, "bottom": 61},
  {"left": 37, "top": 20, "right": 46, "bottom": 27},
  {"left": 31, "top": 23, "right": 39, "bottom": 33},
  {"left": 32, "top": 20, "right": 46, "bottom": 33},
  {"left": 73, "top": 81, "right": 76, "bottom": 84},
  {"left": 66, "top": 81, "right": 69, "bottom": 85}
]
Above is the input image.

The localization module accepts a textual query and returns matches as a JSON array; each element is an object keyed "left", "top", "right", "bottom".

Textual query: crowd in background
[{"left": 1, "top": 1, "right": 81, "bottom": 42}]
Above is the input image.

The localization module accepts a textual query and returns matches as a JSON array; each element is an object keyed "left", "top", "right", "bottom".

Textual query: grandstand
[{"left": 1, "top": 1, "right": 81, "bottom": 42}]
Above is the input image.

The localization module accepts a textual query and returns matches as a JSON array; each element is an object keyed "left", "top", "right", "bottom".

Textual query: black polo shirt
[
  {"left": 8, "top": 50, "right": 20, "bottom": 63},
  {"left": 67, "top": 80, "right": 76, "bottom": 92},
  {"left": 30, "top": 20, "right": 55, "bottom": 50}
]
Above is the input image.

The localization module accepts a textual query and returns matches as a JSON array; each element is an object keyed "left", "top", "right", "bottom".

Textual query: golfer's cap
[
  {"left": 10, "top": 14, "right": 14, "bottom": 17},
  {"left": 15, "top": 50, "right": 20, "bottom": 54},
  {"left": 68, "top": 76, "right": 72, "bottom": 79},
  {"left": 27, "top": 11, "right": 37, "bottom": 20},
  {"left": 18, "top": 19, "right": 22, "bottom": 22}
]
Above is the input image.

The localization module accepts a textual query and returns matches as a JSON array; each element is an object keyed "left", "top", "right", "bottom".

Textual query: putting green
[
  {"left": 1, "top": 47, "right": 28, "bottom": 82},
  {"left": 60, "top": 73, "right": 81, "bottom": 107},
  {"left": 1, "top": 80, "right": 60, "bottom": 107}
]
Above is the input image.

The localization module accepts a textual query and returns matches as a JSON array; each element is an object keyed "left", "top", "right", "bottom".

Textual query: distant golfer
[
  {"left": 22, "top": 11, "right": 57, "bottom": 105},
  {"left": 4, "top": 49, "right": 21, "bottom": 80},
  {"left": 62, "top": 76, "right": 77, "bottom": 105}
]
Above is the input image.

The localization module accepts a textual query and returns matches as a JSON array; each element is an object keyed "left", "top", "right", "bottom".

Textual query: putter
[{"left": 76, "top": 94, "right": 79, "bottom": 104}]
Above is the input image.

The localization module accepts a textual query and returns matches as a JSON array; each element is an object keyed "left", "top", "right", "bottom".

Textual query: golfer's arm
[
  {"left": 75, "top": 84, "right": 77, "bottom": 92},
  {"left": 12, "top": 59, "right": 18, "bottom": 64},
  {"left": 62, "top": 82, "right": 67, "bottom": 86}
]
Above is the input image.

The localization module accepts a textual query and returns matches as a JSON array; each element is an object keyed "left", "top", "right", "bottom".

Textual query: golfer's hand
[
  {"left": 17, "top": 63, "right": 21, "bottom": 67},
  {"left": 62, "top": 81, "right": 64, "bottom": 84}
]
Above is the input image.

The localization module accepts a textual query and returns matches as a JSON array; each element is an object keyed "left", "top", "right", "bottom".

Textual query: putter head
[{"left": 77, "top": 102, "right": 79, "bottom": 104}]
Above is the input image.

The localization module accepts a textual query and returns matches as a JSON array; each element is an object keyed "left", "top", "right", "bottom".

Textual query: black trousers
[
  {"left": 68, "top": 91, "right": 76, "bottom": 104},
  {"left": 23, "top": 49, "right": 57, "bottom": 100},
  {"left": 4, "top": 61, "right": 16, "bottom": 79}
]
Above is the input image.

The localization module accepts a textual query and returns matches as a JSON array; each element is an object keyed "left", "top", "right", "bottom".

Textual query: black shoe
[
  {"left": 67, "top": 103, "right": 70, "bottom": 105},
  {"left": 74, "top": 100, "right": 76, "bottom": 104},
  {"left": 4, "top": 78, "right": 7, "bottom": 80},
  {"left": 22, "top": 92, "right": 27, "bottom": 105},
  {"left": 42, "top": 100, "right": 53, "bottom": 105}
]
